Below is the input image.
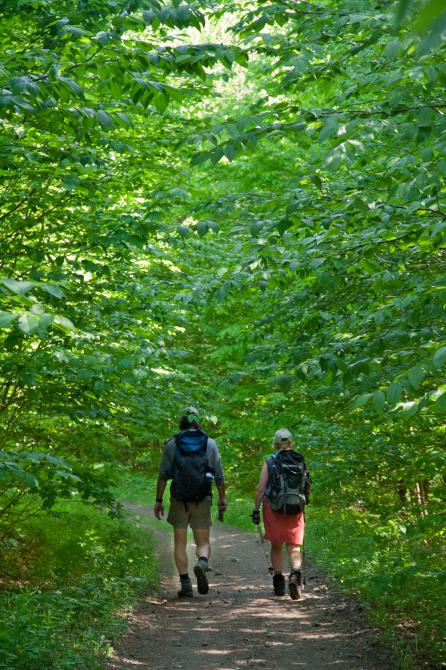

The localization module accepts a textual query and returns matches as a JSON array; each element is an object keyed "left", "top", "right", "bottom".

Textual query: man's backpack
[
  {"left": 264, "top": 450, "right": 309, "bottom": 515},
  {"left": 170, "top": 429, "right": 213, "bottom": 503}
]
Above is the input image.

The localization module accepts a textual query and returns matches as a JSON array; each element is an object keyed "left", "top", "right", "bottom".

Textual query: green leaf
[
  {"left": 434, "top": 392, "right": 446, "bottom": 411},
  {"left": 319, "top": 118, "right": 338, "bottom": 141},
  {"left": 354, "top": 393, "right": 370, "bottom": 408},
  {"left": 276, "top": 218, "right": 293, "bottom": 234},
  {"left": 373, "top": 390, "right": 385, "bottom": 413},
  {"left": 40, "top": 284, "right": 65, "bottom": 299},
  {"left": 153, "top": 93, "right": 169, "bottom": 114},
  {"left": 399, "top": 401, "right": 420, "bottom": 418},
  {"left": 96, "top": 30, "right": 115, "bottom": 45},
  {"left": 0, "top": 311, "right": 16, "bottom": 327},
  {"left": 116, "top": 112, "right": 133, "bottom": 127},
  {"left": 177, "top": 225, "right": 190, "bottom": 237},
  {"left": 286, "top": 198, "right": 300, "bottom": 216},
  {"left": 197, "top": 221, "right": 209, "bottom": 237},
  {"left": 190, "top": 151, "right": 211, "bottom": 166},
  {"left": 96, "top": 110, "right": 113, "bottom": 129},
  {"left": 59, "top": 77, "right": 84, "bottom": 98},
  {"left": 433, "top": 346, "right": 446, "bottom": 369},
  {"left": 18, "top": 314, "right": 40, "bottom": 335},
  {"left": 38, "top": 314, "right": 54, "bottom": 331},
  {"left": 387, "top": 382, "right": 403, "bottom": 406},
  {"left": 2, "top": 278, "right": 35, "bottom": 295},
  {"left": 408, "top": 366, "right": 424, "bottom": 390},
  {"left": 53, "top": 315, "right": 75, "bottom": 331},
  {"left": 61, "top": 25, "right": 87, "bottom": 38},
  {"left": 207, "top": 220, "right": 220, "bottom": 233}
]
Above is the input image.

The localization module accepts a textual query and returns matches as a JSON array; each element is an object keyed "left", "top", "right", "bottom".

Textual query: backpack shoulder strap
[
  {"left": 266, "top": 454, "right": 281, "bottom": 479},
  {"left": 266, "top": 454, "right": 276, "bottom": 469},
  {"left": 173, "top": 431, "right": 187, "bottom": 444},
  {"left": 290, "top": 451, "right": 309, "bottom": 473},
  {"left": 286, "top": 450, "right": 304, "bottom": 463}
]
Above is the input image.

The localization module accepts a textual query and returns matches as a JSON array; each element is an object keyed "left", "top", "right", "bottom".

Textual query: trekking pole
[{"left": 256, "top": 524, "right": 273, "bottom": 575}]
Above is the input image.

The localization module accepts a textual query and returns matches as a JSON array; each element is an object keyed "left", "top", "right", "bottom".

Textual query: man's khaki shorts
[{"left": 167, "top": 498, "right": 212, "bottom": 529}]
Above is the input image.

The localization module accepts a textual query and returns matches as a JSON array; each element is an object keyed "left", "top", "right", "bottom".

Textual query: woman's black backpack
[{"left": 265, "top": 450, "right": 310, "bottom": 515}]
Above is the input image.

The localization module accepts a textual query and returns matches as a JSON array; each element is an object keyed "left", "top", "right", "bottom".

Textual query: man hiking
[
  {"left": 251, "top": 428, "right": 311, "bottom": 599},
  {"left": 154, "top": 407, "right": 227, "bottom": 598}
]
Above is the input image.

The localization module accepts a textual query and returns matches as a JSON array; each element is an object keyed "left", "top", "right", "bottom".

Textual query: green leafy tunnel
[{"left": 0, "top": 1, "right": 445, "bottom": 668}]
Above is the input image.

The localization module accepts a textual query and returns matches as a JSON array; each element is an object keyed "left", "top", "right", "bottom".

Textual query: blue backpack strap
[{"left": 175, "top": 429, "right": 208, "bottom": 453}]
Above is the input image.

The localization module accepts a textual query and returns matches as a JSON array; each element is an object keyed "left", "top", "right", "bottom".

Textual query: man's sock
[
  {"left": 198, "top": 556, "right": 208, "bottom": 564},
  {"left": 180, "top": 573, "right": 190, "bottom": 582}
]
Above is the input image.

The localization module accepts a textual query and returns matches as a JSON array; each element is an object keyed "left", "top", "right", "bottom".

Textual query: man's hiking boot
[
  {"left": 288, "top": 569, "right": 303, "bottom": 600},
  {"left": 272, "top": 572, "right": 286, "bottom": 596},
  {"left": 177, "top": 577, "right": 193, "bottom": 598},
  {"left": 194, "top": 559, "right": 209, "bottom": 595}
]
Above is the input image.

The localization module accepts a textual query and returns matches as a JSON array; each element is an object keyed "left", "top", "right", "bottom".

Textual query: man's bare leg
[
  {"left": 192, "top": 527, "right": 210, "bottom": 560},
  {"left": 173, "top": 527, "right": 188, "bottom": 574},
  {"left": 192, "top": 527, "right": 210, "bottom": 594},
  {"left": 174, "top": 527, "right": 193, "bottom": 597}
]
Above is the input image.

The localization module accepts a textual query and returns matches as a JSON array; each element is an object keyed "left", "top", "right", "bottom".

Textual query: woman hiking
[{"left": 251, "top": 428, "right": 311, "bottom": 599}]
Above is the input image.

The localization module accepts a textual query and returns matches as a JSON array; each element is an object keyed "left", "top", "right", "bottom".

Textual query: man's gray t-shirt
[{"left": 158, "top": 432, "right": 224, "bottom": 485}]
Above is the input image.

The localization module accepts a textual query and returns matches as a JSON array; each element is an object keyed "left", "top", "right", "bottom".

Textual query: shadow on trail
[{"left": 107, "top": 506, "right": 393, "bottom": 670}]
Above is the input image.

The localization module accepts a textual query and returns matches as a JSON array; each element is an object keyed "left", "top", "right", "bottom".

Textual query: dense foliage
[
  {"left": 1, "top": 1, "right": 445, "bottom": 668},
  {"left": 0, "top": 502, "right": 156, "bottom": 670}
]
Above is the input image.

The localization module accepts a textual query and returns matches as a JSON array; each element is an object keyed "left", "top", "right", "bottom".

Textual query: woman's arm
[{"left": 254, "top": 462, "right": 269, "bottom": 511}]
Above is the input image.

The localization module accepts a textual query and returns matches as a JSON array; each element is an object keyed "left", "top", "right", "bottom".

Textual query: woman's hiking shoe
[
  {"left": 177, "top": 577, "right": 193, "bottom": 598},
  {"left": 272, "top": 572, "right": 286, "bottom": 596},
  {"left": 288, "top": 569, "right": 303, "bottom": 600},
  {"left": 194, "top": 559, "right": 209, "bottom": 595}
]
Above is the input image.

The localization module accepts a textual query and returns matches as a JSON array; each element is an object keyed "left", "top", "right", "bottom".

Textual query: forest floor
[{"left": 106, "top": 503, "right": 395, "bottom": 670}]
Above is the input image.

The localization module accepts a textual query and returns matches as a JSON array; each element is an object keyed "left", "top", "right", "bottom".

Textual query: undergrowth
[
  {"left": 0, "top": 501, "right": 157, "bottom": 670},
  {"left": 306, "top": 508, "right": 445, "bottom": 670}
]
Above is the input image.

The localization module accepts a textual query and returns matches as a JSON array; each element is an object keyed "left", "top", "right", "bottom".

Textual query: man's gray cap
[{"left": 183, "top": 406, "right": 199, "bottom": 418}]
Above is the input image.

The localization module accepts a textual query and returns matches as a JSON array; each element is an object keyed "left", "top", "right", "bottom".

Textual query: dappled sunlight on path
[{"left": 107, "top": 504, "right": 393, "bottom": 670}]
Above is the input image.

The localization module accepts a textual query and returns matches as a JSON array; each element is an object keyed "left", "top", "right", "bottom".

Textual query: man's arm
[
  {"left": 153, "top": 439, "right": 175, "bottom": 519},
  {"left": 216, "top": 481, "right": 227, "bottom": 512},
  {"left": 154, "top": 479, "right": 167, "bottom": 519},
  {"left": 207, "top": 438, "right": 227, "bottom": 511}
]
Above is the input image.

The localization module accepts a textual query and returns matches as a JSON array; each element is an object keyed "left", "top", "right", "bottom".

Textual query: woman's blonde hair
[{"left": 273, "top": 428, "right": 293, "bottom": 449}]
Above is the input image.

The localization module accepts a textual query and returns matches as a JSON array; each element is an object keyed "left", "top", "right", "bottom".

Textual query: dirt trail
[{"left": 107, "top": 503, "right": 394, "bottom": 670}]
